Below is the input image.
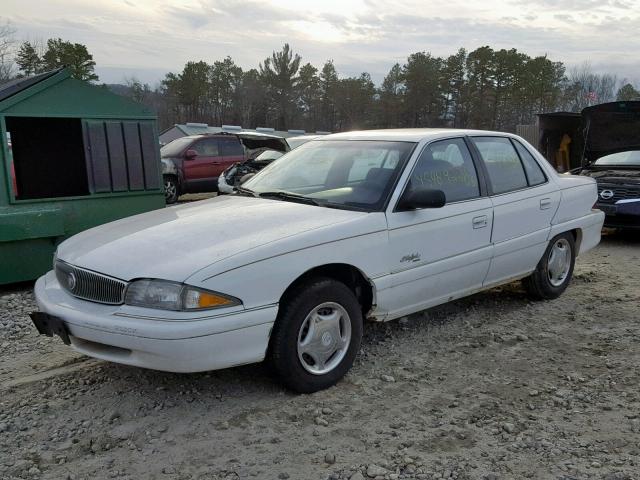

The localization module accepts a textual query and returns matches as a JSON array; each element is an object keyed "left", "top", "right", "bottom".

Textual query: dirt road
[{"left": 1, "top": 231, "right": 638, "bottom": 480}]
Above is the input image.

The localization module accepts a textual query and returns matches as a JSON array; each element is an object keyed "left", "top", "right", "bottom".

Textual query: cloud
[{"left": 1, "top": 0, "right": 639, "bottom": 85}]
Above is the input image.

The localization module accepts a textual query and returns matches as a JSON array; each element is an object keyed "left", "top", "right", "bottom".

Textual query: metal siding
[
  {"left": 516, "top": 124, "right": 539, "bottom": 151},
  {"left": 86, "top": 121, "right": 112, "bottom": 193},
  {"left": 105, "top": 122, "right": 128, "bottom": 192},
  {"left": 122, "top": 122, "right": 145, "bottom": 190},
  {"left": 139, "top": 122, "right": 160, "bottom": 189}
]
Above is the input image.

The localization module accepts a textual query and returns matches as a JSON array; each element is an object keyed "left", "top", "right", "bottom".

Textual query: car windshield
[
  {"left": 242, "top": 140, "right": 416, "bottom": 211},
  {"left": 160, "top": 137, "right": 193, "bottom": 157},
  {"left": 594, "top": 150, "right": 640, "bottom": 166}
]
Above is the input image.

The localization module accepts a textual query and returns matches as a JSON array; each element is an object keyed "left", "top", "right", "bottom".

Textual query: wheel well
[
  {"left": 570, "top": 228, "right": 582, "bottom": 254},
  {"left": 280, "top": 264, "right": 374, "bottom": 316}
]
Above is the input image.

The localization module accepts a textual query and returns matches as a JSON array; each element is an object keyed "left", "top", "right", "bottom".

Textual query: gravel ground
[{"left": 1, "top": 230, "right": 639, "bottom": 480}]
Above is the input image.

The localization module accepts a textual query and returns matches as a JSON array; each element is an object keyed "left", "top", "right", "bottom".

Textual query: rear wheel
[
  {"left": 269, "top": 277, "right": 363, "bottom": 393},
  {"left": 523, "top": 232, "right": 576, "bottom": 300},
  {"left": 164, "top": 176, "right": 179, "bottom": 204}
]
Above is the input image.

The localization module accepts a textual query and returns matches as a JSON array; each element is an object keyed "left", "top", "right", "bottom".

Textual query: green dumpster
[{"left": 0, "top": 68, "right": 165, "bottom": 285}]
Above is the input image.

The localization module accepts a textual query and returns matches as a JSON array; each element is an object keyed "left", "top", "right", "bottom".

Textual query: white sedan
[{"left": 31, "top": 129, "right": 604, "bottom": 392}]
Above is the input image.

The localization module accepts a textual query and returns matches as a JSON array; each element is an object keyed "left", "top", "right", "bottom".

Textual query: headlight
[{"left": 124, "top": 279, "right": 241, "bottom": 311}]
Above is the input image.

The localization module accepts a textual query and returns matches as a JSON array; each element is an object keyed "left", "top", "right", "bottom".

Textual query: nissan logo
[
  {"left": 600, "top": 189, "right": 614, "bottom": 200},
  {"left": 67, "top": 272, "right": 77, "bottom": 291}
]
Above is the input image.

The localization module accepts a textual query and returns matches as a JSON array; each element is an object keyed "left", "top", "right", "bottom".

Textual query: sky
[{"left": 2, "top": 0, "right": 639, "bottom": 86}]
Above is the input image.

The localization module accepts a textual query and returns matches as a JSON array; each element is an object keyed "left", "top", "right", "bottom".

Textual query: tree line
[
  {"left": 119, "top": 44, "right": 640, "bottom": 133},
  {"left": 1, "top": 22, "right": 639, "bottom": 133}
]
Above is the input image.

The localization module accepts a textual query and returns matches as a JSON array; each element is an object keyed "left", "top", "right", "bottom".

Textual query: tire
[
  {"left": 164, "top": 176, "right": 179, "bottom": 204},
  {"left": 523, "top": 232, "right": 576, "bottom": 300},
  {"left": 269, "top": 277, "right": 363, "bottom": 393}
]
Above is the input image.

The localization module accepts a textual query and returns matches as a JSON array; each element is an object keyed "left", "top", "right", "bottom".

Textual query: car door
[
  {"left": 470, "top": 136, "right": 560, "bottom": 286},
  {"left": 383, "top": 137, "right": 494, "bottom": 319},
  {"left": 219, "top": 137, "right": 246, "bottom": 172},
  {"left": 182, "top": 138, "right": 222, "bottom": 191}
]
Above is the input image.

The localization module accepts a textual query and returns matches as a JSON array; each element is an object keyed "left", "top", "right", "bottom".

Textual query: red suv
[{"left": 160, "top": 132, "right": 288, "bottom": 203}]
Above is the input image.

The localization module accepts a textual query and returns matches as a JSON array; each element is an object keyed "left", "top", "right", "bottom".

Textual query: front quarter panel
[{"left": 185, "top": 213, "right": 390, "bottom": 315}]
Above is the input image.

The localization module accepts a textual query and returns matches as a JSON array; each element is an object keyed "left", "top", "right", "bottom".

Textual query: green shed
[{"left": 0, "top": 68, "right": 165, "bottom": 285}]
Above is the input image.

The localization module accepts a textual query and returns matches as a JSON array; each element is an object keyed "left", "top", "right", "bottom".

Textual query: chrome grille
[
  {"left": 597, "top": 184, "right": 640, "bottom": 203},
  {"left": 55, "top": 260, "right": 127, "bottom": 305}
]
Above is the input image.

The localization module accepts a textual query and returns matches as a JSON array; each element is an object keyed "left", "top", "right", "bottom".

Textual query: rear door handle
[
  {"left": 472, "top": 215, "right": 488, "bottom": 229},
  {"left": 540, "top": 198, "right": 552, "bottom": 210}
]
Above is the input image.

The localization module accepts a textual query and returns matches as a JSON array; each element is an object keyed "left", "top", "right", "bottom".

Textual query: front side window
[
  {"left": 160, "top": 137, "right": 194, "bottom": 158},
  {"left": 408, "top": 138, "right": 480, "bottom": 203},
  {"left": 194, "top": 139, "right": 220, "bottom": 157},
  {"left": 473, "top": 137, "right": 528, "bottom": 194},
  {"left": 242, "top": 140, "right": 415, "bottom": 211}
]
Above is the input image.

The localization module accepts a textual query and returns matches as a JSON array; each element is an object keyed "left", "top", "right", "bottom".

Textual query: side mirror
[
  {"left": 185, "top": 149, "right": 198, "bottom": 159},
  {"left": 398, "top": 188, "right": 446, "bottom": 211}
]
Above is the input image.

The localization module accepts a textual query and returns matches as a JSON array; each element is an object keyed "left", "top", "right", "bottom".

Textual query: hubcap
[
  {"left": 547, "top": 238, "right": 571, "bottom": 287},
  {"left": 297, "top": 302, "right": 352, "bottom": 375},
  {"left": 164, "top": 180, "right": 177, "bottom": 201}
]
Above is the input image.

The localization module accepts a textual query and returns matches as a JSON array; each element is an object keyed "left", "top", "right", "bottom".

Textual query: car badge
[
  {"left": 599, "top": 189, "right": 614, "bottom": 200},
  {"left": 67, "top": 272, "right": 77, "bottom": 291}
]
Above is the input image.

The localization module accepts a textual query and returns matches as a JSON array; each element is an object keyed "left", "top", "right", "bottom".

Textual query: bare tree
[
  {"left": 0, "top": 20, "right": 16, "bottom": 83},
  {"left": 564, "top": 62, "right": 617, "bottom": 111}
]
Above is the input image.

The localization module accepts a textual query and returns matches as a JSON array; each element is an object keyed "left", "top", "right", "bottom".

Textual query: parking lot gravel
[{"left": 1, "top": 230, "right": 638, "bottom": 480}]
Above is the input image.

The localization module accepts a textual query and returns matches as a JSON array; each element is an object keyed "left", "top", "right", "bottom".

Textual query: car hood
[
  {"left": 582, "top": 101, "right": 640, "bottom": 164},
  {"left": 580, "top": 168, "right": 640, "bottom": 184},
  {"left": 56, "top": 195, "right": 370, "bottom": 282}
]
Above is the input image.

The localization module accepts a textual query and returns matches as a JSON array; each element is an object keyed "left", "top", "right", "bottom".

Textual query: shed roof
[
  {"left": 0, "top": 69, "right": 62, "bottom": 103},
  {"left": 0, "top": 68, "right": 156, "bottom": 118}
]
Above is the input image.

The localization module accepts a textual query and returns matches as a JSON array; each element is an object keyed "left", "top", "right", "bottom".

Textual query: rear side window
[
  {"left": 220, "top": 138, "right": 245, "bottom": 156},
  {"left": 513, "top": 140, "right": 546, "bottom": 186},
  {"left": 472, "top": 137, "right": 527, "bottom": 195},
  {"left": 410, "top": 138, "right": 480, "bottom": 203}
]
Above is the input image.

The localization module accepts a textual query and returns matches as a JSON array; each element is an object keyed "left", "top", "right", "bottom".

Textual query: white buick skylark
[{"left": 32, "top": 129, "right": 604, "bottom": 392}]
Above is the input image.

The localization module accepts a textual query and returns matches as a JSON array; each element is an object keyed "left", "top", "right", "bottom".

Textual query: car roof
[
  {"left": 181, "top": 131, "right": 285, "bottom": 141},
  {"left": 319, "top": 128, "right": 515, "bottom": 142}
]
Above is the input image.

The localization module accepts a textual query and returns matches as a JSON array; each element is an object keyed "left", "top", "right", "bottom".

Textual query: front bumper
[
  {"left": 33, "top": 271, "right": 277, "bottom": 373},
  {"left": 596, "top": 200, "right": 640, "bottom": 229}
]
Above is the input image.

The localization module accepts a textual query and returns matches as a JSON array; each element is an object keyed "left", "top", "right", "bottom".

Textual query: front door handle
[
  {"left": 540, "top": 198, "right": 552, "bottom": 210},
  {"left": 472, "top": 215, "right": 488, "bottom": 229}
]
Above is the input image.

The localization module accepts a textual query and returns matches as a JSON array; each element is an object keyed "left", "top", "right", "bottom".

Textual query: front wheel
[
  {"left": 164, "top": 176, "right": 179, "bottom": 204},
  {"left": 523, "top": 232, "right": 576, "bottom": 300},
  {"left": 269, "top": 277, "right": 363, "bottom": 393}
]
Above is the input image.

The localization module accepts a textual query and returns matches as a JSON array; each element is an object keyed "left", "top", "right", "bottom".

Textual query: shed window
[{"left": 7, "top": 117, "right": 89, "bottom": 200}]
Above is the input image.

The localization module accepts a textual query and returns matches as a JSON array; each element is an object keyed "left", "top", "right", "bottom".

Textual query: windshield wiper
[
  {"left": 258, "top": 191, "right": 321, "bottom": 206},
  {"left": 235, "top": 186, "right": 257, "bottom": 197}
]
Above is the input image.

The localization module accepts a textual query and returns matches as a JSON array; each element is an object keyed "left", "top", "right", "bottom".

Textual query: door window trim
[
  {"left": 510, "top": 138, "right": 548, "bottom": 187},
  {"left": 393, "top": 136, "right": 489, "bottom": 212}
]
